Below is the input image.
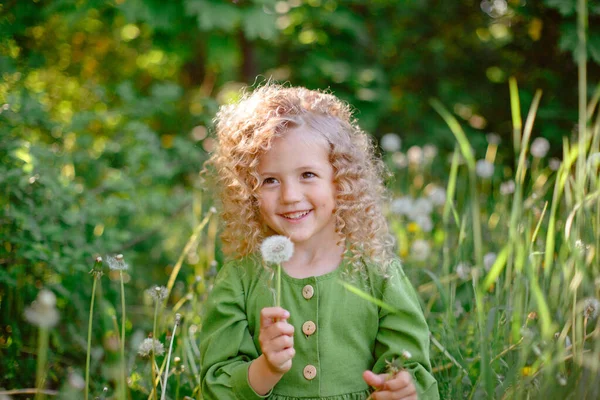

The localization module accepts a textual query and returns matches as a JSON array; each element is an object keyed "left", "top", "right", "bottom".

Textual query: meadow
[{"left": 1, "top": 1, "right": 599, "bottom": 399}]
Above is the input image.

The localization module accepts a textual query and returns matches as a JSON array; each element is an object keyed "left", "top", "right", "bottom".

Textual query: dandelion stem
[
  {"left": 34, "top": 327, "right": 49, "bottom": 400},
  {"left": 161, "top": 315, "right": 181, "bottom": 400},
  {"left": 277, "top": 264, "right": 281, "bottom": 308},
  {"left": 120, "top": 271, "right": 127, "bottom": 400},
  {"left": 85, "top": 277, "right": 98, "bottom": 400},
  {"left": 151, "top": 300, "right": 159, "bottom": 400}
]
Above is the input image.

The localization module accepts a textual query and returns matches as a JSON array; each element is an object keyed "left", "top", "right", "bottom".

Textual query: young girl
[{"left": 200, "top": 84, "right": 439, "bottom": 400}]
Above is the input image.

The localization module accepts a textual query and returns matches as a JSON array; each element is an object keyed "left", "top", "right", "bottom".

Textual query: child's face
[{"left": 257, "top": 126, "right": 338, "bottom": 249}]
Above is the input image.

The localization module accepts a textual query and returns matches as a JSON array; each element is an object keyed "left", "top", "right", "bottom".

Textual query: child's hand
[
  {"left": 258, "top": 307, "right": 295, "bottom": 374},
  {"left": 363, "top": 370, "right": 417, "bottom": 400}
]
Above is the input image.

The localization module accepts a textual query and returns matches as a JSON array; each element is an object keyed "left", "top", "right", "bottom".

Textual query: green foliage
[{"left": 1, "top": 0, "right": 600, "bottom": 398}]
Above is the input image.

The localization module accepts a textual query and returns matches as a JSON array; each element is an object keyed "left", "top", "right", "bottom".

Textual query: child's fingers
[
  {"left": 383, "top": 371, "right": 414, "bottom": 391},
  {"left": 261, "top": 331, "right": 294, "bottom": 353},
  {"left": 260, "top": 307, "right": 290, "bottom": 326},
  {"left": 261, "top": 320, "right": 295, "bottom": 341},
  {"left": 362, "top": 370, "right": 387, "bottom": 388}
]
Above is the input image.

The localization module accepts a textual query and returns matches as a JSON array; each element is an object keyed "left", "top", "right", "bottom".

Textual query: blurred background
[{"left": 1, "top": 0, "right": 600, "bottom": 398}]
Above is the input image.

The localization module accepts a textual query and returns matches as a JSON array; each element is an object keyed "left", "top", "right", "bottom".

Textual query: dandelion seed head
[
  {"left": 209, "top": 206, "right": 217, "bottom": 214},
  {"left": 486, "top": 132, "right": 501, "bottom": 145},
  {"left": 96, "top": 256, "right": 102, "bottom": 263},
  {"left": 549, "top": 158, "right": 561, "bottom": 171},
  {"left": 68, "top": 371, "right": 85, "bottom": 390},
  {"left": 483, "top": 252, "right": 497, "bottom": 272},
  {"left": 427, "top": 186, "right": 446, "bottom": 207},
  {"left": 407, "top": 146, "right": 423, "bottom": 166},
  {"left": 413, "top": 214, "right": 433, "bottom": 232},
  {"left": 423, "top": 144, "right": 438, "bottom": 162},
  {"left": 138, "top": 338, "right": 165, "bottom": 357},
  {"left": 392, "top": 152, "right": 408, "bottom": 169},
  {"left": 380, "top": 133, "right": 401, "bottom": 152},
  {"left": 410, "top": 239, "right": 430, "bottom": 262},
  {"left": 411, "top": 197, "right": 433, "bottom": 216},
  {"left": 476, "top": 159, "right": 494, "bottom": 179},
  {"left": 175, "top": 313, "right": 182, "bottom": 325},
  {"left": 401, "top": 350, "right": 412, "bottom": 360},
  {"left": 500, "top": 180, "right": 515, "bottom": 195},
  {"left": 583, "top": 297, "right": 600, "bottom": 319},
  {"left": 530, "top": 137, "right": 550, "bottom": 158},
  {"left": 456, "top": 262, "right": 472, "bottom": 280},
  {"left": 106, "top": 254, "right": 128, "bottom": 271},
  {"left": 260, "top": 235, "right": 294, "bottom": 263},
  {"left": 147, "top": 286, "right": 169, "bottom": 301},
  {"left": 390, "top": 196, "right": 413, "bottom": 216},
  {"left": 24, "top": 289, "right": 59, "bottom": 328}
]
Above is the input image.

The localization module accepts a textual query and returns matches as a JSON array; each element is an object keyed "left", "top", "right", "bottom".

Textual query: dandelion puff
[
  {"left": 427, "top": 186, "right": 446, "bottom": 207},
  {"left": 260, "top": 235, "right": 294, "bottom": 264},
  {"left": 413, "top": 214, "right": 433, "bottom": 233},
  {"left": 68, "top": 371, "right": 85, "bottom": 390},
  {"left": 106, "top": 254, "right": 128, "bottom": 271},
  {"left": 483, "top": 252, "right": 497, "bottom": 272},
  {"left": 456, "top": 262, "right": 471, "bottom": 280},
  {"left": 401, "top": 350, "right": 412, "bottom": 360},
  {"left": 24, "top": 289, "right": 59, "bottom": 328},
  {"left": 380, "top": 133, "right": 401, "bottom": 152},
  {"left": 475, "top": 159, "right": 494, "bottom": 179},
  {"left": 407, "top": 146, "right": 423, "bottom": 166},
  {"left": 410, "top": 240, "right": 430, "bottom": 262},
  {"left": 138, "top": 338, "right": 165, "bottom": 357},
  {"left": 583, "top": 297, "right": 600, "bottom": 319},
  {"left": 549, "top": 158, "right": 561, "bottom": 171},
  {"left": 530, "top": 137, "right": 550, "bottom": 158},
  {"left": 500, "top": 180, "right": 515, "bottom": 195},
  {"left": 423, "top": 144, "right": 438, "bottom": 163},
  {"left": 390, "top": 196, "right": 413, "bottom": 216},
  {"left": 486, "top": 132, "right": 501, "bottom": 145},
  {"left": 147, "top": 286, "right": 169, "bottom": 301},
  {"left": 411, "top": 197, "right": 433, "bottom": 216}
]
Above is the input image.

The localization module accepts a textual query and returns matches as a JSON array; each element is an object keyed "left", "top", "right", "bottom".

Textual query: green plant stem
[
  {"left": 85, "top": 277, "right": 98, "bottom": 400},
  {"left": 161, "top": 316, "right": 180, "bottom": 400},
  {"left": 277, "top": 264, "right": 281, "bottom": 308},
  {"left": 34, "top": 327, "right": 49, "bottom": 400},
  {"left": 120, "top": 271, "right": 127, "bottom": 400},
  {"left": 151, "top": 300, "right": 159, "bottom": 400}
]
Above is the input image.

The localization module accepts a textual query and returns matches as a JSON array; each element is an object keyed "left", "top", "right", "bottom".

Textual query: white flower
[
  {"left": 413, "top": 214, "right": 433, "bottom": 232},
  {"left": 483, "top": 252, "right": 497, "bottom": 272},
  {"left": 500, "top": 180, "right": 515, "bottom": 195},
  {"left": 380, "top": 133, "right": 401, "bottom": 152},
  {"left": 401, "top": 350, "right": 412, "bottom": 360},
  {"left": 530, "top": 137, "right": 550, "bottom": 158},
  {"left": 476, "top": 159, "right": 494, "bottom": 179},
  {"left": 456, "top": 262, "right": 471, "bottom": 280},
  {"left": 260, "top": 235, "right": 294, "bottom": 263},
  {"left": 24, "top": 289, "right": 59, "bottom": 328},
  {"left": 427, "top": 186, "right": 446, "bottom": 207},
  {"left": 390, "top": 197, "right": 413, "bottom": 216},
  {"left": 411, "top": 197, "right": 433, "bottom": 216},
  {"left": 583, "top": 297, "right": 600, "bottom": 319},
  {"left": 407, "top": 146, "right": 423, "bottom": 166},
  {"left": 106, "top": 254, "right": 128, "bottom": 271},
  {"left": 410, "top": 240, "right": 431, "bottom": 262},
  {"left": 138, "top": 338, "right": 165, "bottom": 357},
  {"left": 147, "top": 286, "right": 169, "bottom": 301}
]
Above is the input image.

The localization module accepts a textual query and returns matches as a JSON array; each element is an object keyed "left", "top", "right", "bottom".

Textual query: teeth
[{"left": 283, "top": 211, "right": 309, "bottom": 219}]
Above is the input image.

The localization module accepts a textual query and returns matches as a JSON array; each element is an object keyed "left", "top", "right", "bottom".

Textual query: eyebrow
[{"left": 258, "top": 165, "right": 322, "bottom": 176}]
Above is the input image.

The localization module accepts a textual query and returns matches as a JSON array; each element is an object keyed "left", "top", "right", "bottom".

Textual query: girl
[{"left": 200, "top": 84, "right": 439, "bottom": 399}]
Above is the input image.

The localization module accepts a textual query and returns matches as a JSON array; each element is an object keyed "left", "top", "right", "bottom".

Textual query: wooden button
[
  {"left": 303, "top": 364, "right": 317, "bottom": 380},
  {"left": 302, "top": 320, "right": 316, "bottom": 336},
  {"left": 302, "top": 284, "right": 314, "bottom": 299}
]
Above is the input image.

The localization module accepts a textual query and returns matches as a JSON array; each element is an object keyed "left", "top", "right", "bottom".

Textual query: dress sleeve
[
  {"left": 372, "top": 261, "right": 439, "bottom": 399},
  {"left": 199, "top": 262, "right": 271, "bottom": 400}
]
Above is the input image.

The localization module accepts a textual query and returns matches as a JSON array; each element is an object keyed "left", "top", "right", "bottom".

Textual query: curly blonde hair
[{"left": 208, "top": 84, "right": 395, "bottom": 269}]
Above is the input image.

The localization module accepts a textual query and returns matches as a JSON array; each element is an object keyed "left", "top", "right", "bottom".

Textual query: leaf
[
  {"left": 543, "top": 0, "right": 576, "bottom": 16},
  {"left": 185, "top": 0, "right": 241, "bottom": 32},
  {"left": 241, "top": 6, "right": 277, "bottom": 40}
]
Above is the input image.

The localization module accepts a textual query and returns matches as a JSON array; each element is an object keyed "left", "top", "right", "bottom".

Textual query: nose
[{"left": 280, "top": 180, "right": 302, "bottom": 203}]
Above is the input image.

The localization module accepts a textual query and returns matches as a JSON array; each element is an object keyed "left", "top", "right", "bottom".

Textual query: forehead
[{"left": 258, "top": 125, "right": 330, "bottom": 170}]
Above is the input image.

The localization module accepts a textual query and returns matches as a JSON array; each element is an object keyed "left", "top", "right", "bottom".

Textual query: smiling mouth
[{"left": 281, "top": 210, "right": 311, "bottom": 220}]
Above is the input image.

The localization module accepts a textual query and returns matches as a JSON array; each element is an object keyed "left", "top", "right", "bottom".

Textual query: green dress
[{"left": 199, "top": 254, "right": 439, "bottom": 400}]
